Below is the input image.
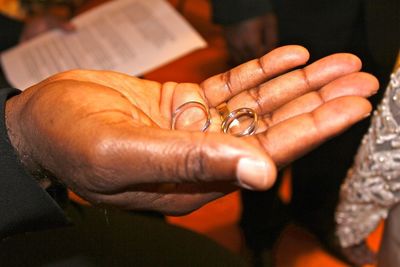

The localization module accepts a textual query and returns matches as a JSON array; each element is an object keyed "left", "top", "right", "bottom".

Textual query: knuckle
[
  {"left": 298, "top": 67, "right": 312, "bottom": 89},
  {"left": 222, "top": 70, "right": 234, "bottom": 95},
  {"left": 165, "top": 135, "right": 209, "bottom": 183},
  {"left": 247, "top": 86, "right": 263, "bottom": 112},
  {"left": 180, "top": 140, "right": 208, "bottom": 183}
]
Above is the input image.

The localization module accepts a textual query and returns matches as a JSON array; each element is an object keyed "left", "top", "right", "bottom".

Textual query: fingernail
[
  {"left": 363, "top": 112, "right": 371, "bottom": 118},
  {"left": 236, "top": 158, "right": 269, "bottom": 190}
]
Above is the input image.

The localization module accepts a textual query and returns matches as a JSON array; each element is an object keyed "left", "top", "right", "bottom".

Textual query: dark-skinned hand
[{"left": 5, "top": 46, "right": 378, "bottom": 215}]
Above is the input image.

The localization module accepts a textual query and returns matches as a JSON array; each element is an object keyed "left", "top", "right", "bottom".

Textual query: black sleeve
[
  {"left": 210, "top": 0, "right": 274, "bottom": 25},
  {"left": 0, "top": 88, "right": 68, "bottom": 240},
  {"left": 0, "top": 14, "right": 23, "bottom": 52}
]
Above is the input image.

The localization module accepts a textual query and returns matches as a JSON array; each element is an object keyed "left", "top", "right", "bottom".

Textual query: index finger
[{"left": 201, "top": 45, "right": 310, "bottom": 107}]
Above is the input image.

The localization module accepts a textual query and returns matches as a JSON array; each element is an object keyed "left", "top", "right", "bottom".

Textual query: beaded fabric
[{"left": 336, "top": 68, "right": 400, "bottom": 248}]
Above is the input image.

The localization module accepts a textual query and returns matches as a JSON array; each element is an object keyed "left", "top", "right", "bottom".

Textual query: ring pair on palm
[{"left": 171, "top": 100, "right": 258, "bottom": 137}]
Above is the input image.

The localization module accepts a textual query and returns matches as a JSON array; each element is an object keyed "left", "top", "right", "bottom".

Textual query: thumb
[{"left": 102, "top": 127, "right": 277, "bottom": 191}]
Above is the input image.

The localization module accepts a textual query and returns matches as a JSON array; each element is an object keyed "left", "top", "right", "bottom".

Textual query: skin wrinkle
[
  {"left": 305, "top": 111, "right": 323, "bottom": 149},
  {"left": 246, "top": 85, "right": 264, "bottom": 114},
  {"left": 277, "top": 67, "right": 314, "bottom": 108},
  {"left": 159, "top": 191, "right": 222, "bottom": 212},
  {"left": 299, "top": 66, "right": 313, "bottom": 91},
  {"left": 194, "top": 133, "right": 208, "bottom": 181},
  {"left": 183, "top": 144, "right": 194, "bottom": 181},
  {"left": 144, "top": 194, "right": 185, "bottom": 213},
  {"left": 159, "top": 82, "right": 176, "bottom": 127},
  {"left": 201, "top": 47, "right": 309, "bottom": 109},
  {"left": 260, "top": 113, "right": 273, "bottom": 132},
  {"left": 257, "top": 57, "right": 269, "bottom": 77},
  {"left": 79, "top": 163, "right": 122, "bottom": 195},
  {"left": 309, "top": 91, "right": 326, "bottom": 111},
  {"left": 155, "top": 133, "right": 212, "bottom": 185},
  {"left": 243, "top": 69, "right": 303, "bottom": 115},
  {"left": 46, "top": 71, "right": 145, "bottom": 108},
  {"left": 153, "top": 136, "right": 187, "bottom": 182},
  {"left": 159, "top": 82, "right": 168, "bottom": 122},
  {"left": 149, "top": 194, "right": 182, "bottom": 214},
  {"left": 62, "top": 159, "right": 101, "bottom": 194},
  {"left": 171, "top": 83, "right": 184, "bottom": 115},
  {"left": 109, "top": 86, "right": 146, "bottom": 119},
  {"left": 222, "top": 70, "right": 235, "bottom": 98},
  {"left": 84, "top": 97, "right": 159, "bottom": 128},
  {"left": 93, "top": 191, "right": 162, "bottom": 210},
  {"left": 35, "top": 80, "right": 139, "bottom": 122},
  {"left": 127, "top": 184, "right": 212, "bottom": 215},
  {"left": 148, "top": 91, "right": 162, "bottom": 122},
  {"left": 196, "top": 85, "right": 210, "bottom": 115},
  {"left": 199, "top": 82, "right": 212, "bottom": 108},
  {"left": 137, "top": 191, "right": 170, "bottom": 211},
  {"left": 112, "top": 182, "right": 232, "bottom": 215},
  {"left": 83, "top": 109, "right": 132, "bottom": 119},
  {"left": 86, "top": 176, "right": 166, "bottom": 196},
  {"left": 158, "top": 84, "right": 163, "bottom": 114},
  {"left": 182, "top": 134, "right": 206, "bottom": 183}
]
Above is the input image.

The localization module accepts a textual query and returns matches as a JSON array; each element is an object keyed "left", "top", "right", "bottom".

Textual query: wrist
[{"left": 5, "top": 94, "right": 53, "bottom": 189}]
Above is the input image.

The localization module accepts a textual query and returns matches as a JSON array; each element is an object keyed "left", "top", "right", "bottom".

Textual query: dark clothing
[
  {"left": 0, "top": 88, "right": 68, "bottom": 240},
  {"left": 211, "top": 0, "right": 274, "bottom": 25},
  {"left": 212, "top": 0, "right": 400, "bottom": 255},
  {"left": 0, "top": 15, "right": 69, "bottom": 240},
  {"left": 0, "top": 205, "right": 247, "bottom": 267},
  {"left": 0, "top": 14, "right": 23, "bottom": 52},
  {"left": 278, "top": 0, "right": 399, "bottom": 242},
  {"left": 0, "top": 14, "right": 24, "bottom": 88}
]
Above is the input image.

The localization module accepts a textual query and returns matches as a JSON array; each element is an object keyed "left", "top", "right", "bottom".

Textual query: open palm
[{"left": 6, "top": 45, "right": 378, "bottom": 214}]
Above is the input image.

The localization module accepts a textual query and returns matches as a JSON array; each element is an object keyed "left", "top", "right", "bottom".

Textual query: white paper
[{"left": 1, "top": 0, "right": 207, "bottom": 89}]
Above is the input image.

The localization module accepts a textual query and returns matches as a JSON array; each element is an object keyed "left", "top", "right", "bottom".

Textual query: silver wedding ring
[
  {"left": 171, "top": 101, "right": 211, "bottom": 132},
  {"left": 221, "top": 107, "right": 258, "bottom": 137}
]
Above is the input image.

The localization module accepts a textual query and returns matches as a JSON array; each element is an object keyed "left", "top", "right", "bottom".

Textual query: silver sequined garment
[{"left": 336, "top": 68, "right": 400, "bottom": 248}]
